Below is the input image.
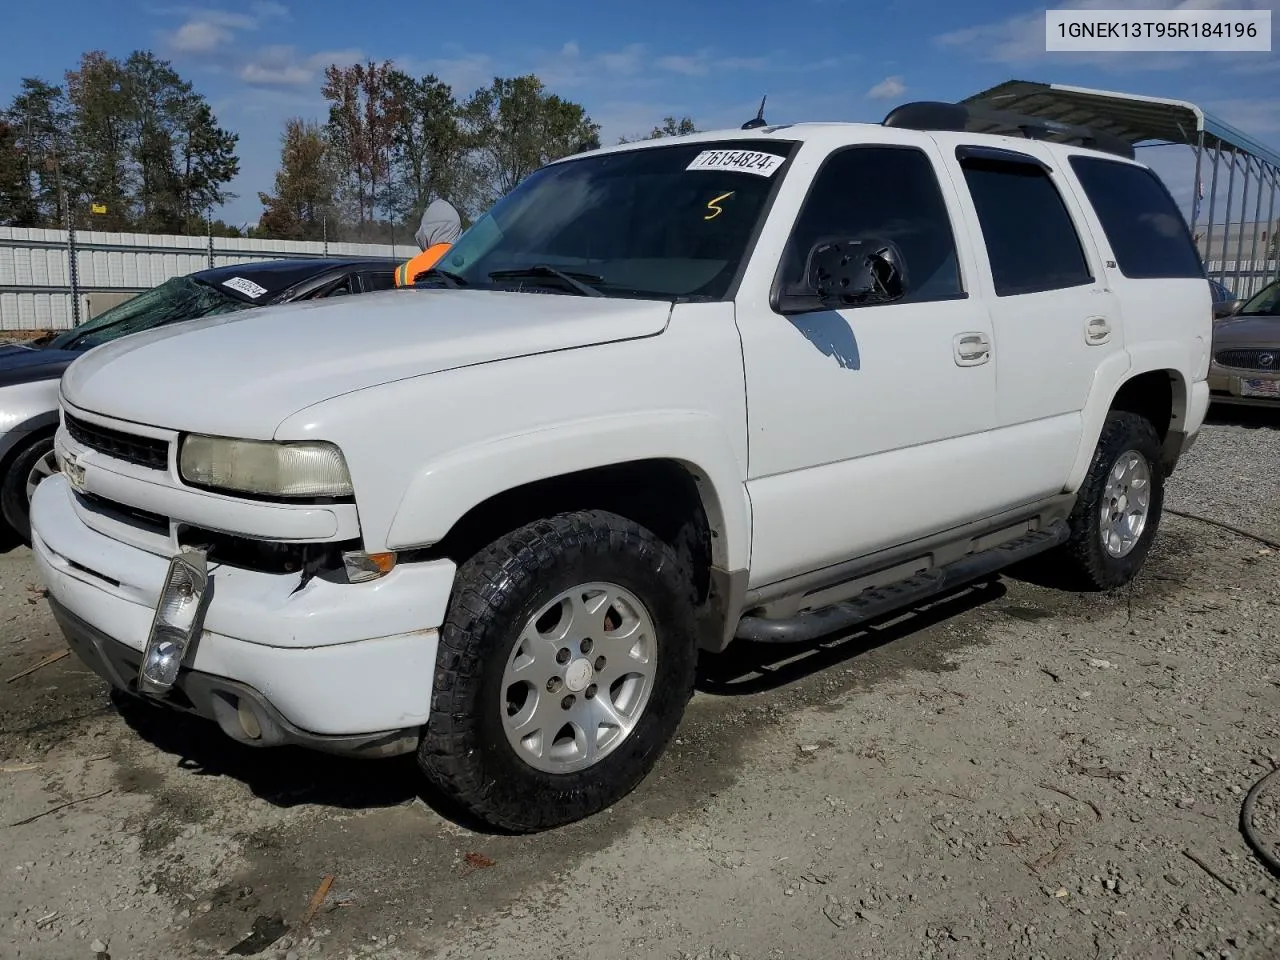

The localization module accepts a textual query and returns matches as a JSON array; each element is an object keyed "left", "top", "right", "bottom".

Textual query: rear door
[
  {"left": 946, "top": 143, "right": 1124, "bottom": 499},
  {"left": 1064, "top": 153, "right": 1212, "bottom": 379}
]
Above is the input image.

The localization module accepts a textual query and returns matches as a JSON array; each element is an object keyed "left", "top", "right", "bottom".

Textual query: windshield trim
[{"left": 719, "top": 139, "right": 804, "bottom": 304}]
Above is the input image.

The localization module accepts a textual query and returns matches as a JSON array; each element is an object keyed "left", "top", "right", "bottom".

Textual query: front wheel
[
  {"left": 1056, "top": 411, "right": 1165, "bottom": 590},
  {"left": 1, "top": 435, "right": 58, "bottom": 545},
  {"left": 418, "top": 510, "right": 698, "bottom": 832}
]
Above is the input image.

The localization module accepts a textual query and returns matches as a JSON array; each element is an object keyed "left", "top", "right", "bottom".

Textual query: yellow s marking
[{"left": 704, "top": 190, "right": 735, "bottom": 220}]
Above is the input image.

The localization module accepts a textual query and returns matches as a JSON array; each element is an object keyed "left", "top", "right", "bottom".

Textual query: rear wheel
[
  {"left": 1056, "top": 411, "right": 1165, "bottom": 590},
  {"left": 418, "top": 510, "right": 697, "bottom": 832},
  {"left": 1, "top": 435, "right": 58, "bottom": 545}
]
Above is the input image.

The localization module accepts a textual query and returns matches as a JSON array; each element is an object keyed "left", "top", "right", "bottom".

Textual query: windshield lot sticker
[
  {"left": 686, "top": 150, "right": 784, "bottom": 177},
  {"left": 222, "top": 276, "right": 268, "bottom": 299}
]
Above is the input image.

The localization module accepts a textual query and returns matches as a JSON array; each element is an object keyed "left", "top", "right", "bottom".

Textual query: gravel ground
[{"left": 1, "top": 407, "right": 1278, "bottom": 960}]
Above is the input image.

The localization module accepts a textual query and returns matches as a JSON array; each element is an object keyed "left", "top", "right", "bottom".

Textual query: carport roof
[{"left": 961, "top": 79, "right": 1280, "bottom": 170}]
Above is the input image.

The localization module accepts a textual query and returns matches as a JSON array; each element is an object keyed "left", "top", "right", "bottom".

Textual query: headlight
[{"left": 179, "top": 435, "right": 353, "bottom": 498}]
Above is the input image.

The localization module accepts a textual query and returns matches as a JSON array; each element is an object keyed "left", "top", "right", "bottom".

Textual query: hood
[
  {"left": 61, "top": 288, "right": 673, "bottom": 438},
  {"left": 0, "top": 343, "right": 82, "bottom": 389},
  {"left": 1213, "top": 314, "right": 1280, "bottom": 346}
]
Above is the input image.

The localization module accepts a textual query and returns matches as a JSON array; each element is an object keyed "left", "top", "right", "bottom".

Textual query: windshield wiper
[
  {"left": 488, "top": 265, "right": 605, "bottom": 297},
  {"left": 415, "top": 267, "right": 468, "bottom": 288}
]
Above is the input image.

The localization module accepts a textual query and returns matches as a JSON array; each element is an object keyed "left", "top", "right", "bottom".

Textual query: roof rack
[{"left": 882, "top": 101, "right": 1136, "bottom": 161}]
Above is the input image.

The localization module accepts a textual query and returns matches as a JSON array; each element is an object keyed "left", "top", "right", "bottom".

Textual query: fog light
[
  {"left": 236, "top": 699, "right": 263, "bottom": 740},
  {"left": 138, "top": 548, "right": 209, "bottom": 695},
  {"left": 342, "top": 550, "right": 396, "bottom": 583}
]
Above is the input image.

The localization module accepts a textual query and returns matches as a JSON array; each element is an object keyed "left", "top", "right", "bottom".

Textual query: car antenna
[{"left": 741, "top": 95, "right": 768, "bottom": 130}]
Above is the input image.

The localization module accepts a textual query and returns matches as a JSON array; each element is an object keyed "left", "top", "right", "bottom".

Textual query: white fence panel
[{"left": 0, "top": 226, "right": 400, "bottom": 331}]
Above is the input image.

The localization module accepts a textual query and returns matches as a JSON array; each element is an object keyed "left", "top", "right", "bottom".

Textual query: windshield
[
  {"left": 1238, "top": 279, "right": 1280, "bottom": 317},
  {"left": 434, "top": 139, "right": 794, "bottom": 301},
  {"left": 48, "top": 275, "right": 252, "bottom": 350}
]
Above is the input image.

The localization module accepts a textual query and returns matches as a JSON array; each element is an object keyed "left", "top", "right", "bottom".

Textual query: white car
[{"left": 30, "top": 102, "right": 1211, "bottom": 832}]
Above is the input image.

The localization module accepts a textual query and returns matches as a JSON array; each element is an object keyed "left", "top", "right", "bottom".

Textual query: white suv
[{"left": 30, "top": 102, "right": 1212, "bottom": 832}]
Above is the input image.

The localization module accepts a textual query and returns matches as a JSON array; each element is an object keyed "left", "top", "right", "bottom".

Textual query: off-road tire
[
  {"left": 417, "top": 509, "right": 698, "bottom": 832},
  {"left": 1057, "top": 411, "right": 1165, "bottom": 591},
  {"left": 1, "top": 434, "right": 56, "bottom": 545}
]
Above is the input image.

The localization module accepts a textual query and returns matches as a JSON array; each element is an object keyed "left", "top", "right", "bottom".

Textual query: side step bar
[{"left": 734, "top": 520, "right": 1070, "bottom": 645}]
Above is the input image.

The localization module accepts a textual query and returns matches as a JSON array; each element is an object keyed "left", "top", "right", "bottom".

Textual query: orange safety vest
[{"left": 394, "top": 243, "right": 452, "bottom": 287}]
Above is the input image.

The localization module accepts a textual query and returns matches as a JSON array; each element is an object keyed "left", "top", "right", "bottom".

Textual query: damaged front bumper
[{"left": 31, "top": 473, "right": 457, "bottom": 758}]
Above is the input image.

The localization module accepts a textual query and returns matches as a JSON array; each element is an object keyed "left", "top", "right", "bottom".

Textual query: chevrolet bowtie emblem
[{"left": 63, "top": 452, "right": 87, "bottom": 492}]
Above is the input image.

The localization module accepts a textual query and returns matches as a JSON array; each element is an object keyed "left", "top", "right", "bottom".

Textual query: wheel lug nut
[
  {"left": 594, "top": 655, "right": 606, "bottom": 672},
  {"left": 556, "top": 648, "right": 571, "bottom": 665},
  {"left": 585, "top": 684, "right": 597, "bottom": 700},
  {"left": 561, "top": 694, "right": 575, "bottom": 710},
  {"left": 581, "top": 638, "right": 594, "bottom": 655},
  {"left": 546, "top": 677, "right": 562, "bottom": 693}
]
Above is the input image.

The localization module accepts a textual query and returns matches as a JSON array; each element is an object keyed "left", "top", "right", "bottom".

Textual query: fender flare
[
  {"left": 1064, "top": 343, "right": 1191, "bottom": 492},
  {"left": 0, "top": 410, "right": 59, "bottom": 466},
  {"left": 385, "top": 410, "right": 752, "bottom": 572}
]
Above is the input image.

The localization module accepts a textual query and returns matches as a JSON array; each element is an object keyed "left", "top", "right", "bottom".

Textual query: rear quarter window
[{"left": 1068, "top": 156, "right": 1205, "bottom": 280}]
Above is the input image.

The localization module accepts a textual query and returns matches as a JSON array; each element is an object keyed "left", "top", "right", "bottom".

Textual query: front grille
[
  {"left": 65, "top": 414, "right": 169, "bottom": 470},
  {"left": 1215, "top": 348, "right": 1280, "bottom": 372},
  {"left": 76, "top": 491, "right": 169, "bottom": 537}
]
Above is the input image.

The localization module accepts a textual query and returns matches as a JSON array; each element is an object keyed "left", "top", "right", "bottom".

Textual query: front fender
[
  {"left": 0, "top": 378, "right": 62, "bottom": 463},
  {"left": 385, "top": 410, "right": 752, "bottom": 572}
]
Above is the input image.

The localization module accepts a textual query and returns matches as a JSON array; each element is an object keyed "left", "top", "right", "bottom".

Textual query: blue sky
[{"left": 1, "top": 0, "right": 1277, "bottom": 227}]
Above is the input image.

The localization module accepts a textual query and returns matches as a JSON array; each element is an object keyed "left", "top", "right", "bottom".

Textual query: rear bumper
[{"left": 31, "top": 473, "right": 456, "bottom": 750}]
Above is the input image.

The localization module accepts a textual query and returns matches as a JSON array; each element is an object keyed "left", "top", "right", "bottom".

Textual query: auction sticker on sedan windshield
[
  {"left": 686, "top": 149, "right": 785, "bottom": 177},
  {"left": 221, "top": 276, "right": 268, "bottom": 299}
]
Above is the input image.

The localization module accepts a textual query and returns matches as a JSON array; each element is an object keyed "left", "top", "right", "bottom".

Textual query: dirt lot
[{"left": 2, "top": 409, "right": 1279, "bottom": 960}]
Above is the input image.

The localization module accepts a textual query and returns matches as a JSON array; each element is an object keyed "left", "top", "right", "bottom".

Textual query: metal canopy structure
[{"left": 962, "top": 79, "right": 1280, "bottom": 298}]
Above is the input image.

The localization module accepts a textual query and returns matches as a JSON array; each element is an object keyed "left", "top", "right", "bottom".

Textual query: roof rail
[{"left": 882, "top": 100, "right": 1136, "bottom": 161}]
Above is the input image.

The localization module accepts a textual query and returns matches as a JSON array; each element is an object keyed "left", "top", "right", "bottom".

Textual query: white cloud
[
  {"left": 595, "top": 45, "right": 647, "bottom": 76},
  {"left": 170, "top": 20, "right": 233, "bottom": 53},
  {"left": 866, "top": 76, "right": 906, "bottom": 100},
  {"left": 396, "top": 53, "right": 497, "bottom": 93},
  {"left": 160, "top": 3, "right": 294, "bottom": 56},
  {"left": 934, "top": 0, "right": 1278, "bottom": 71},
  {"left": 236, "top": 46, "right": 366, "bottom": 88},
  {"left": 1206, "top": 98, "right": 1280, "bottom": 135},
  {"left": 654, "top": 50, "right": 771, "bottom": 77},
  {"left": 250, "top": 0, "right": 290, "bottom": 18},
  {"left": 239, "top": 62, "right": 313, "bottom": 86}
]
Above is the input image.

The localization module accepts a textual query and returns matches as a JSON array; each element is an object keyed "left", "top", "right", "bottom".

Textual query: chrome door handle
[
  {"left": 954, "top": 331, "right": 991, "bottom": 366},
  {"left": 1085, "top": 316, "right": 1112, "bottom": 345}
]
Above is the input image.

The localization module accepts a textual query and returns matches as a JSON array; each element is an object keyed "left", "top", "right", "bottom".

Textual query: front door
[{"left": 736, "top": 141, "right": 1003, "bottom": 589}]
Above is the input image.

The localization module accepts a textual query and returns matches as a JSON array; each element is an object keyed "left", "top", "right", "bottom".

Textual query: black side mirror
[{"left": 777, "top": 238, "right": 908, "bottom": 314}]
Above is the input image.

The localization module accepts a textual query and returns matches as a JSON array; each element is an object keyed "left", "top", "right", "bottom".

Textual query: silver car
[{"left": 1208, "top": 278, "right": 1280, "bottom": 408}]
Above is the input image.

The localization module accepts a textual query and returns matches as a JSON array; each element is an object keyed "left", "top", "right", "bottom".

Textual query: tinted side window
[
  {"left": 311, "top": 277, "right": 352, "bottom": 299},
  {"left": 778, "top": 146, "right": 963, "bottom": 304},
  {"left": 361, "top": 271, "right": 396, "bottom": 292},
  {"left": 1069, "top": 156, "right": 1204, "bottom": 280},
  {"left": 959, "top": 156, "right": 1092, "bottom": 296}
]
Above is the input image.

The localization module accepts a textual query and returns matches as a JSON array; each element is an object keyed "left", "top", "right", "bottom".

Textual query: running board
[{"left": 734, "top": 520, "right": 1069, "bottom": 645}]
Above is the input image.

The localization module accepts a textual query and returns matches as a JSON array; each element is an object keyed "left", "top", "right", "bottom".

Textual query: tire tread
[
  {"left": 418, "top": 509, "right": 695, "bottom": 832},
  {"left": 1059, "top": 411, "right": 1165, "bottom": 591}
]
